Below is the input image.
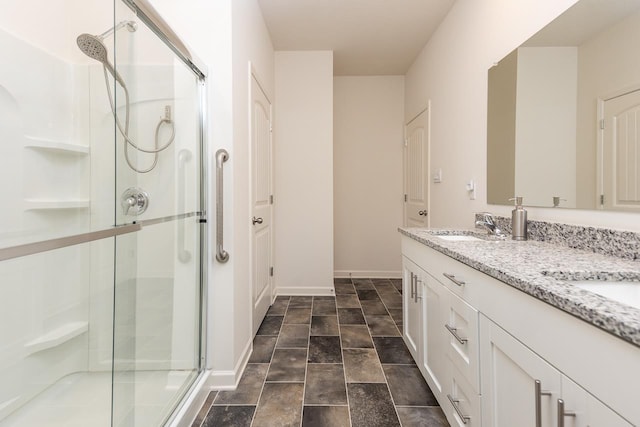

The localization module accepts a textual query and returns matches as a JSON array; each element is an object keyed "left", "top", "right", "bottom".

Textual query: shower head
[
  {"left": 76, "top": 21, "right": 137, "bottom": 87},
  {"left": 77, "top": 33, "right": 109, "bottom": 63},
  {"left": 77, "top": 33, "right": 126, "bottom": 88}
]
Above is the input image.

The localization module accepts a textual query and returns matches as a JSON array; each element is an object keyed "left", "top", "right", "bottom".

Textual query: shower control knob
[{"left": 121, "top": 187, "right": 149, "bottom": 216}]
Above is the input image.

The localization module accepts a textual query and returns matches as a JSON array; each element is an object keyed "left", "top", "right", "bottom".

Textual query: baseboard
[
  {"left": 208, "top": 338, "right": 252, "bottom": 390},
  {"left": 334, "top": 270, "right": 401, "bottom": 279},
  {"left": 274, "top": 286, "right": 335, "bottom": 296}
]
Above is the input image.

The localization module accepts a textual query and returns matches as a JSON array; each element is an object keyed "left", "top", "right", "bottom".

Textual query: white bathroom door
[
  {"left": 404, "top": 108, "right": 430, "bottom": 227},
  {"left": 250, "top": 73, "right": 273, "bottom": 336},
  {"left": 602, "top": 89, "right": 640, "bottom": 211}
]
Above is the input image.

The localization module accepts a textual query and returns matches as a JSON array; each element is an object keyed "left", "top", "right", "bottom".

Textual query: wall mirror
[{"left": 487, "top": 0, "right": 640, "bottom": 211}]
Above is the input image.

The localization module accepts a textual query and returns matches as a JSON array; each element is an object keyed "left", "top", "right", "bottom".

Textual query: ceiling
[
  {"left": 524, "top": 0, "right": 640, "bottom": 47},
  {"left": 257, "top": 0, "right": 456, "bottom": 75}
]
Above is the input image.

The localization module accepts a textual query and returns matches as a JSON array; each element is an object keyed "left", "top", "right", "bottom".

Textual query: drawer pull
[
  {"left": 443, "top": 273, "right": 465, "bottom": 287},
  {"left": 445, "top": 324, "right": 468, "bottom": 344},
  {"left": 534, "top": 380, "right": 552, "bottom": 427},
  {"left": 447, "top": 394, "right": 471, "bottom": 424},
  {"left": 410, "top": 272, "right": 415, "bottom": 299},
  {"left": 557, "top": 399, "right": 576, "bottom": 427}
]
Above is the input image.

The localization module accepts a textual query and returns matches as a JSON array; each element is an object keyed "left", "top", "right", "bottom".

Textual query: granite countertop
[{"left": 399, "top": 227, "right": 640, "bottom": 347}]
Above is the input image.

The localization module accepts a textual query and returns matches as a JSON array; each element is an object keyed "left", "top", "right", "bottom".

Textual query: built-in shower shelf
[
  {"left": 23, "top": 136, "right": 89, "bottom": 155},
  {"left": 24, "top": 199, "right": 90, "bottom": 210},
  {"left": 24, "top": 321, "right": 88, "bottom": 355}
]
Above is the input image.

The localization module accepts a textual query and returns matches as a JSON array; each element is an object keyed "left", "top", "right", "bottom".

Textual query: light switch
[
  {"left": 466, "top": 180, "right": 476, "bottom": 200},
  {"left": 433, "top": 169, "right": 442, "bottom": 183}
]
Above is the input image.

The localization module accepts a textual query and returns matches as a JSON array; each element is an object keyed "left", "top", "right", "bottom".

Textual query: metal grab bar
[
  {"left": 177, "top": 149, "right": 192, "bottom": 263},
  {"left": 215, "top": 149, "right": 229, "bottom": 263}
]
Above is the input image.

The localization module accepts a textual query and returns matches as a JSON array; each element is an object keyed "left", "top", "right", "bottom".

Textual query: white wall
[
  {"left": 274, "top": 51, "right": 334, "bottom": 295},
  {"left": 150, "top": 0, "right": 275, "bottom": 386},
  {"left": 403, "top": 0, "right": 640, "bottom": 232},
  {"left": 333, "top": 76, "right": 404, "bottom": 278},
  {"left": 515, "top": 47, "right": 577, "bottom": 208}
]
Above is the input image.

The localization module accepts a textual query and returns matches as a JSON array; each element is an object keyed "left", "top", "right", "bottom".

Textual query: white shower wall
[{"left": 0, "top": 24, "right": 94, "bottom": 421}]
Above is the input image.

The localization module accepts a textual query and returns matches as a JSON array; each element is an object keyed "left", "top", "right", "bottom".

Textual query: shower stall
[{"left": 0, "top": 0, "right": 207, "bottom": 426}]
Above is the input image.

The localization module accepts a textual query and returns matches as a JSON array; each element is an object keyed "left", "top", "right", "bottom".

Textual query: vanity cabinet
[
  {"left": 480, "top": 315, "right": 632, "bottom": 427},
  {"left": 402, "top": 254, "right": 482, "bottom": 425},
  {"left": 401, "top": 235, "right": 640, "bottom": 427}
]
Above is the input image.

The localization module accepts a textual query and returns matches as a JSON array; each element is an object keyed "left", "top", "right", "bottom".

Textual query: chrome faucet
[{"left": 475, "top": 213, "right": 504, "bottom": 237}]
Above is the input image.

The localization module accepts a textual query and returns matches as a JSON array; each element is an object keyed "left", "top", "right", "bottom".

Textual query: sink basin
[
  {"left": 571, "top": 281, "right": 640, "bottom": 310},
  {"left": 437, "top": 235, "right": 483, "bottom": 242}
]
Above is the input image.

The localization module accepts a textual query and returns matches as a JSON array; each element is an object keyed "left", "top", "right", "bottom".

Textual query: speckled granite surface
[
  {"left": 475, "top": 214, "right": 640, "bottom": 261},
  {"left": 399, "top": 227, "right": 640, "bottom": 347}
]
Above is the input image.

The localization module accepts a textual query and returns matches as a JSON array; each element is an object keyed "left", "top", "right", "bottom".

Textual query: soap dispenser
[{"left": 509, "top": 197, "right": 527, "bottom": 241}]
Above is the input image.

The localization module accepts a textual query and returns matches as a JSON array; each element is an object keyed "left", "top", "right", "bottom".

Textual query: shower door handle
[{"left": 215, "top": 149, "right": 230, "bottom": 263}]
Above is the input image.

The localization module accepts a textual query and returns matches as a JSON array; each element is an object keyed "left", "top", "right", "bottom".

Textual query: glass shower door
[
  {"left": 109, "top": 4, "right": 205, "bottom": 426},
  {"left": 0, "top": 1, "right": 206, "bottom": 426}
]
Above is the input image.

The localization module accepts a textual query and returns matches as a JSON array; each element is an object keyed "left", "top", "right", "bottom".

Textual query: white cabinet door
[
  {"left": 419, "top": 272, "right": 448, "bottom": 400},
  {"left": 560, "top": 377, "right": 632, "bottom": 427},
  {"left": 480, "top": 315, "right": 633, "bottom": 427},
  {"left": 402, "top": 257, "right": 422, "bottom": 361},
  {"left": 480, "top": 315, "right": 561, "bottom": 427}
]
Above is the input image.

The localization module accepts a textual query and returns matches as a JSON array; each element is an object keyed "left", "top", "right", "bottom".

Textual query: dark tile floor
[{"left": 192, "top": 278, "right": 448, "bottom": 427}]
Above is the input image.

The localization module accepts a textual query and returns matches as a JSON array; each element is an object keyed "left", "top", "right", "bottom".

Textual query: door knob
[
  {"left": 252, "top": 216, "right": 263, "bottom": 225},
  {"left": 418, "top": 210, "right": 428, "bottom": 216}
]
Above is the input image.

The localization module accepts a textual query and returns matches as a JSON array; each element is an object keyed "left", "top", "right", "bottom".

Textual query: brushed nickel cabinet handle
[
  {"left": 557, "top": 399, "right": 576, "bottom": 427},
  {"left": 447, "top": 394, "right": 470, "bottom": 424},
  {"left": 534, "top": 380, "right": 552, "bottom": 427},
  {"left": 443, "top": 273, "right": 465, "bottom": 286},
  {"left": 445, "top": 324, "right": 468, "bottom": 344},
  {"left": 410, "top": 272, "right": 415, "bottom": 299}
]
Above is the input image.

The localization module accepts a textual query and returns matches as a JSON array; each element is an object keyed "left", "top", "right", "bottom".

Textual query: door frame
[
  {"left": 403, "top": 102, "right": 431, "bottom": 228},
  {"left": 597, "top": 84, "right": 640, "bottom": 210},
  {"left": 248, "top": 63, "right": 274, "bottom": 336}
]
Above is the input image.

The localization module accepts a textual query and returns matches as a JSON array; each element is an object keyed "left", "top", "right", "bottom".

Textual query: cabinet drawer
[
  {"left": 445, "top": 365, "right": 481, "bottom": 427},
  {"left": 445, "top": 288, "right": 480, "bottom": 392},
  {"left": 401, "top": 236, "right": 486, "bottom": 305}
]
